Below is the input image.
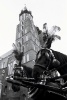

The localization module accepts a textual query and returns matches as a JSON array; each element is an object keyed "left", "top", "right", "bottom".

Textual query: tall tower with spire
[{"left": 16, "top": 6, "right": 41, "bottom": 68}]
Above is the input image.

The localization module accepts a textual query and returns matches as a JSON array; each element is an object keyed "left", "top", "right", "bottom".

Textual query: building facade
[
  {"left": 0, "top": 7, "right": 42, "bottom": 100},
  {"left": 16, "top": 6, "right": 41, "bottom": 68}
]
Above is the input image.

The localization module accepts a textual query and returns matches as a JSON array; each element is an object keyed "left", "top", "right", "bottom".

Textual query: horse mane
[
  {"left": 52, "top": 49, "right": 67, "bottom": 65},
  {"left": 52, "top": 49, "right": 67, "bottom": 80}
]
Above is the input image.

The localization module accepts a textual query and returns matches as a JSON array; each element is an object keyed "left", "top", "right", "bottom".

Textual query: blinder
[{"left": 35, "top": 48, "right": 60, "bottom": 69}]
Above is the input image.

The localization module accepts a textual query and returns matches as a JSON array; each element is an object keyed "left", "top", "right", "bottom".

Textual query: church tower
[{"left": 16, "top": 6, "right": 41, "bottom": 68}]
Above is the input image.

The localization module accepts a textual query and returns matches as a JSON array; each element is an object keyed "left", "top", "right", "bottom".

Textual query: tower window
[
  {"left": 17, "top": 42, "right": 21, "bottom": 52},
  {"left": 20, "top": 15, "right": 22, "bottom": 21},
  {"left": 21, "top": 31, "right": 23, "bottom": 36},
  {"left": 25, "top": 29, "right": 27, "bottom": 34},
  {"left": 21, "top": 21, "right": 23, "bottom": 25},
  {"left": 21, "top": 26, "right": 23, "bottom": 30},
  {"left": 18, "top": 32, "right": 21, "bottom": 38},
  {"left": 22, "top": 38, "right": 24, "bottom": 44},
  {"left": 27, "top": 54, "right": 29, "bottom": 62},
  {"left": 23, "top": 56, "right": 25, "bottom": 63},
  {"left": 26, "top": 35, "right": 28, "bottom": 41},
  {"left": 24, "top": 13, "right": 25, "bottom": 20}
]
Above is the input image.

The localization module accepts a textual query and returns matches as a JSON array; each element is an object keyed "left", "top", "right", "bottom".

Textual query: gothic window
[
  {"left": 17, "top": 42, "right": 21, "bottom": 52},
  {"left": 3, "top": 62, "right": 5, "bottom": 68},
  {"left": 27, "top": 54, "right": 29, "bottom": 62},
  {"left": 25, "top": 29, "right": 27, "bottom": 34},
  {"left": 26, "top": 35, "right": 28, "bottom": 41},
  {"left": 20, "top": 15, "right": 22, "bottom": 21},
  {"left": 21, "top": 26, "right": 23, "bottom": 30},
  {"left": 0, "top": 62, "right": 5, "bottom": 69},
  {"left": 21, "top": 21, "right": 23, "bottom": 25},
  {"left": 22, "top": 26, "right": 23, "bottom": 29},
  {"left": 18, "top": 33, "right": 21, "bottom": 38},
  {"left": 23, "top": 56, "right": 25, "bottom": 63},
  {"left": 23, "top": 13, "right": 25, "bottom": 20},
  {"left": 8, "top": 63, "right": 14, "bottom": 75},
  {"left": 21, "top": 26, "right": 22, "bottom": 30},
  {"left": 21, "top": 31, "right": 23, "bottom": 36}
]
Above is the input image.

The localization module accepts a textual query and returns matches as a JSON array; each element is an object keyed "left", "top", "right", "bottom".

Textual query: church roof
[{"left": 0, "top": 49, "right": 13, "bottom": 59}]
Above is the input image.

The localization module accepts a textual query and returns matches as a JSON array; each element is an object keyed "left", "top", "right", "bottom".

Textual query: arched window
[
  {"left": 17, "top": 42, "right": 21, "bottom": 52},
  {"left": 27, "top": 54, "right": 29, "bottom": 62},
  {"left": 22, "top": 38, "right": 24, "bottom": 44},
  {"left": 26, "top": 35, "right": 28, "bottom": 41},
  {"left": 18, "top": 33, "right": 21, "bottom": 38},
  {"left": 23, "top": 55, "right": 25, "bottom": 63},
  {"left": 8, "top": 63, "right": 14, "bottom": 75}
]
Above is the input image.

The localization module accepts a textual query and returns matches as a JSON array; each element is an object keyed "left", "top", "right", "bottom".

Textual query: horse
[
  {"left": 6, "top": 48, "right": 67, "bottom": 100},
  {"left": 31, "top": 48, "right": 67, "bottom": 100}
]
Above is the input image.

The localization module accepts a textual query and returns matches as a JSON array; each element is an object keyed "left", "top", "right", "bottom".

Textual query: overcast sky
[{"left": 0, "top": 0, "right": 67, "bottom": 56}]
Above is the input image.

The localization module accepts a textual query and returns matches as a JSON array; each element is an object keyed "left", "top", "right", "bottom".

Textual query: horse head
[{"left": 32, "top": 48, "right": 60, "bottom": 80}]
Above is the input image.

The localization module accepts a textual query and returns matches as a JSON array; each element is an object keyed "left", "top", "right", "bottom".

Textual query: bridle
[{"left": 35, "top": 48, "right": 55, "bottom": 72}]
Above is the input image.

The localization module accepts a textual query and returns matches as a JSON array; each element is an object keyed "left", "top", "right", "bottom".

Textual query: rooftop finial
[{"left": 24, "top": 4, "right": 27, "bottom": 10}]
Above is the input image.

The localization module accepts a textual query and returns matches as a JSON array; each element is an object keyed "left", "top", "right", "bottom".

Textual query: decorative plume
[
  {"left": 12, "top": 43, "right": 23, "bottom": 65},
  {"left": 43, "top": 23, "right": 61, "bottom": 48}
]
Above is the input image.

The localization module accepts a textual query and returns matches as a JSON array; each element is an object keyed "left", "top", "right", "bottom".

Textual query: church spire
[{"left": 24, "top": 4, "right": 27, "bottom": 10}]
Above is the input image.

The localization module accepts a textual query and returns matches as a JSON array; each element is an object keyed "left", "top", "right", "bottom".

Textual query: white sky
[{"left": 0, "top": 0, "right": 67, "bottom": 56}]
